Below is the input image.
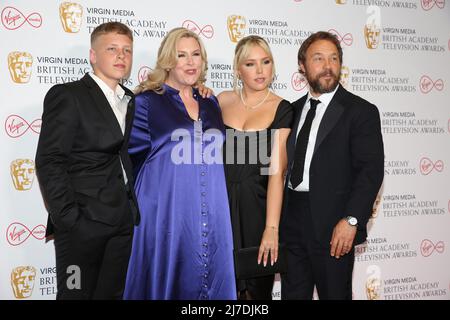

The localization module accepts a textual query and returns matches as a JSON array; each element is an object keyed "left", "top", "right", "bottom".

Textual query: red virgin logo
[
  {"left": 182, "top": 20, "right": 214, "bottom": 39},
  {"left": 421, "top": 0, "right": 445, "bottom": 10},
  {"left": 137, "top": 66, "right": 152, "bottom": 83},
  {"left": 420, "top": 75, "right": 444, "bottom": 93},
  {"left": 1, "top": 6, "right": 42, "bottom": 30},
  {"left": 420, "top": 239, "right": 444, "bottom": 257},
  {"left": 419, "top": 157, "right": 444, "bottom": 175},
  {"left": 291, "top": 72, "right": 308, "bottom": 92},
  {"left": 5, "top": 115, "right": 41, "bottom": 138},
  {"left": 328, "top": 29, "right": 353, "bottom": 46},
  {"left": 6, "top": 223, "right": 46, "bottom": 246}
]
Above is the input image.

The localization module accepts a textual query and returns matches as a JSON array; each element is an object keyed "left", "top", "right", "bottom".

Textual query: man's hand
[{"left": 330, "top": 219, "right": 357, "bottom": 259}]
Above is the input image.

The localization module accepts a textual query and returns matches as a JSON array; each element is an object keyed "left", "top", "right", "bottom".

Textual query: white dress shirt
[
  {"left": 89, "top": 73, "right": 131, "bottom": 184},
  {"left": 289, "top": 85, "right": 339, "bottom": 192}
]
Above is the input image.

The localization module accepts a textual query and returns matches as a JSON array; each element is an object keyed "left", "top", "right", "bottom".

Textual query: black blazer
[
  {"left": 282, "top": 85, "right": 384, "bottom": 245},
  {"left": 36, "top": 74, "right": 140, "bottom": 236}
]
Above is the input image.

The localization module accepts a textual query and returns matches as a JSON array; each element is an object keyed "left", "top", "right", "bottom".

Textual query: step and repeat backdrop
[{"left": 1, "top": 0, "right": 449, "bottom": 300}]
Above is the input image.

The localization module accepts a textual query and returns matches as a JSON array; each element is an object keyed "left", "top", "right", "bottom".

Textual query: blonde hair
[
  {"left": 90, "top": 22, "right": 133, "bottom": 46},
  {"left": 233, "top": 35, "right": 275, "bottom": 91},
  {"left": 136, "top": 27, "right": 208, "bottom": 94}
]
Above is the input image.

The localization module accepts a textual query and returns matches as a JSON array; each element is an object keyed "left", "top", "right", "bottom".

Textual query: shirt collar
[
  {"left": 89, "top": 72, "right": 126, "bottom": 100},
  {"left": 163, "top": 83, "right": 199, "bottom": 100},
  {"left": 307, "top": 84, "right": 340, "bottom": 107}
]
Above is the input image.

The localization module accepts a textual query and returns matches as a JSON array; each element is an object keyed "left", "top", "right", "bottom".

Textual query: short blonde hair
[
  {"left": 136, "top": 27, "right": 208, "bottom": 94},
  {"left": 233, "top": 35, "right": 275, "bottom": 90},
  {"left": 90, "top": 22, "right": 133, "bottom": 46}
]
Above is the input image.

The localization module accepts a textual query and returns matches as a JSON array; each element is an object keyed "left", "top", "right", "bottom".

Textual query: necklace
[{"left": 240, "top": 89, "right": 270, "bottom": 110}]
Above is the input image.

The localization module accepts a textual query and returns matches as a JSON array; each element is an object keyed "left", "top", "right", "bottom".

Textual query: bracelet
[{"left": 266, "top": 225, "right": 278, "bottom": 231}]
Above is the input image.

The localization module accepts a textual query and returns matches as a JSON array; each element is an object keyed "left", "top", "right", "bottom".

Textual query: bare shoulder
[
  {"left": 268, "top": 92, "right": 285, "bottom": 108},
  {"left": 217, "top": 90, "right": 238, "bottom": 109}
]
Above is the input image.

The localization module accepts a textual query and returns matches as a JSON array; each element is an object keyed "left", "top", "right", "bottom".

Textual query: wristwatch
[{"left": 345, "top": 216, "right": 358, "bottom": 227}]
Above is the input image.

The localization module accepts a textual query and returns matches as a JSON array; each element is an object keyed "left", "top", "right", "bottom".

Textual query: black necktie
[{"left": 290, "top": 99, "right": 320, "bottom": 189}]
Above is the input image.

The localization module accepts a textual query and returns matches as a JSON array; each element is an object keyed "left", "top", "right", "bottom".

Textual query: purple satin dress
[{"left": 124, "top": 84, "right": 236, "bottom": 300}]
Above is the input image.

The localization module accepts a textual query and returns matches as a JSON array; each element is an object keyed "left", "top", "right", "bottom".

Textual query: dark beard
[{"left": 306, "top": 69, "right": 341, "bottom": 94}]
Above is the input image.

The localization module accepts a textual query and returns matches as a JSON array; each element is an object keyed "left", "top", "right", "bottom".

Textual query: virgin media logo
[
  {"left": 419, "top": 157, "right": 444, "bottom": 175},
  {"left": 421, "top": 0, "right": 445, "bottom": 10},
  {"left": 291, "top": 72, "right": 307, "bottom": 91},
  {"left": 1, "top": 6, "right": 42, "bottom": 30},
  {"left": 5, "top": 115, "right": 41, "bottom": 138},
  {"left": 137, "top": 66, "right": 152, "bottom": 83},
  {"left": 328, "top": 29, "right": 353, "bottom": 46},
  {"left": 420, "top": 75, "right": 444, "bottom": 94},
  {"left": 182, "top": 20, "right": 214, "bottom": 39},
  {"left": 420, "top": 239, "right": 444, "bottom": 257},
  {"left": 6, "top": 223, "right": 46, "bottom": 246}
]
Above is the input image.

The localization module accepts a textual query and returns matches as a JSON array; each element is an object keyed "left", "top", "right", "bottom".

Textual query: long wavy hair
[{"left": 135, "top": 27, "right": 208, "bottom": 94}]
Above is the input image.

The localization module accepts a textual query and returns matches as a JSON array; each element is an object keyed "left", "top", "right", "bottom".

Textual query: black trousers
[
  {"left": 237, "top": 274, "right": 275, "bottom": 300},
  {"left": 53, "top": 209, "right": 134, "bottom": 300},
  {"left": 281, "top": 190, "right": 354, "bottom": 300}
]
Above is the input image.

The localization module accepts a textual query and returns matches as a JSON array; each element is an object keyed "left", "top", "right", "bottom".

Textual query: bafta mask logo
[
  {"left": 364, "top": 22, "right": 381, "bottom": 49},
  {"left": 11, "top": 159, "right": 35, "bottom": 191},
  {"left": 11, "top": 266, "right": 36, "bottom": 299},
  {"left": 372, "top": 185, "right": 383, "bottom": 218},
  {"left": 59, "top": 2, "right": 83, "bottom": 33},
  {"left": 8, "top": 51, "right": 33, "bottom": 83},
  {"left": 227, "top": 15, "right": 246, "bottom": 43},
  {"left": 340, "top": 66, "right": 350, "bottom": 88},
  {"left": 371, "top": 194, "right": 381, "bottom": 218},
  {"left": 364, "top": 6, "right": 381, "bottom": 49},
  {"left": 335, "top": 0, "right": 347, "bottom": 4},
  {"left": 366, "top": 265, "right": 382, "bottom": 300}
]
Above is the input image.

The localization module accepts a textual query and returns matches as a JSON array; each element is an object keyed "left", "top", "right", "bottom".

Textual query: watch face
[{"left": 348, "top": 217, "right": 357, "bottom": 226}]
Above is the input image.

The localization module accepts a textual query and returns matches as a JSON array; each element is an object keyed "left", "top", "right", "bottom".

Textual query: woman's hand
[
  {"left": 258, "top": 226, "right": 279, "bottom": 267},
  {"left": 195, "top": 84, "right": 214, "bottom": 98}
]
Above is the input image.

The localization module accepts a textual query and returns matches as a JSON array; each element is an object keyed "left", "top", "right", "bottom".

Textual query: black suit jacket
[
  {"left": 282, "top": 85, "right": 384, "bottom": 246},
  {"left": 36, "top": 74, "right": 140, "bottom": 236}
]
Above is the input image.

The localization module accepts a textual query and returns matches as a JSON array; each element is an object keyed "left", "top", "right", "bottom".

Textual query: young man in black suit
[
  {"left": 35, "top": 22, "right": 140, "bottom": 299},
  {"left": 280, "top": 31, "right": 384, "bottom": 299}
]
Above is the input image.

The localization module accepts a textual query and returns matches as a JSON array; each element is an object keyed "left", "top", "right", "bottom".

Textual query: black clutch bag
[{"left": 233, "top": 244, "right": 287, "bottom": 280}]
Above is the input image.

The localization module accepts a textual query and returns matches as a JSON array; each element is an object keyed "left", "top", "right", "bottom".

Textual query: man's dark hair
[{"left": 297, "top": 31, "right": 343, "bottom": 74}]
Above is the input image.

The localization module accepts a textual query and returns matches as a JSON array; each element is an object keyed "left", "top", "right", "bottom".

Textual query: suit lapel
[
  {"left": 123, "top": 87, "right": 135, "bottom": 143},
  {"left": 313, "top": 85, "right": 346, "bottom": 153},
  {"left": 287, "top": 94, "right": 307, "bottom": 167},
  {"left": 81, "top": 74, "right": 124, "bottom": 141}
]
